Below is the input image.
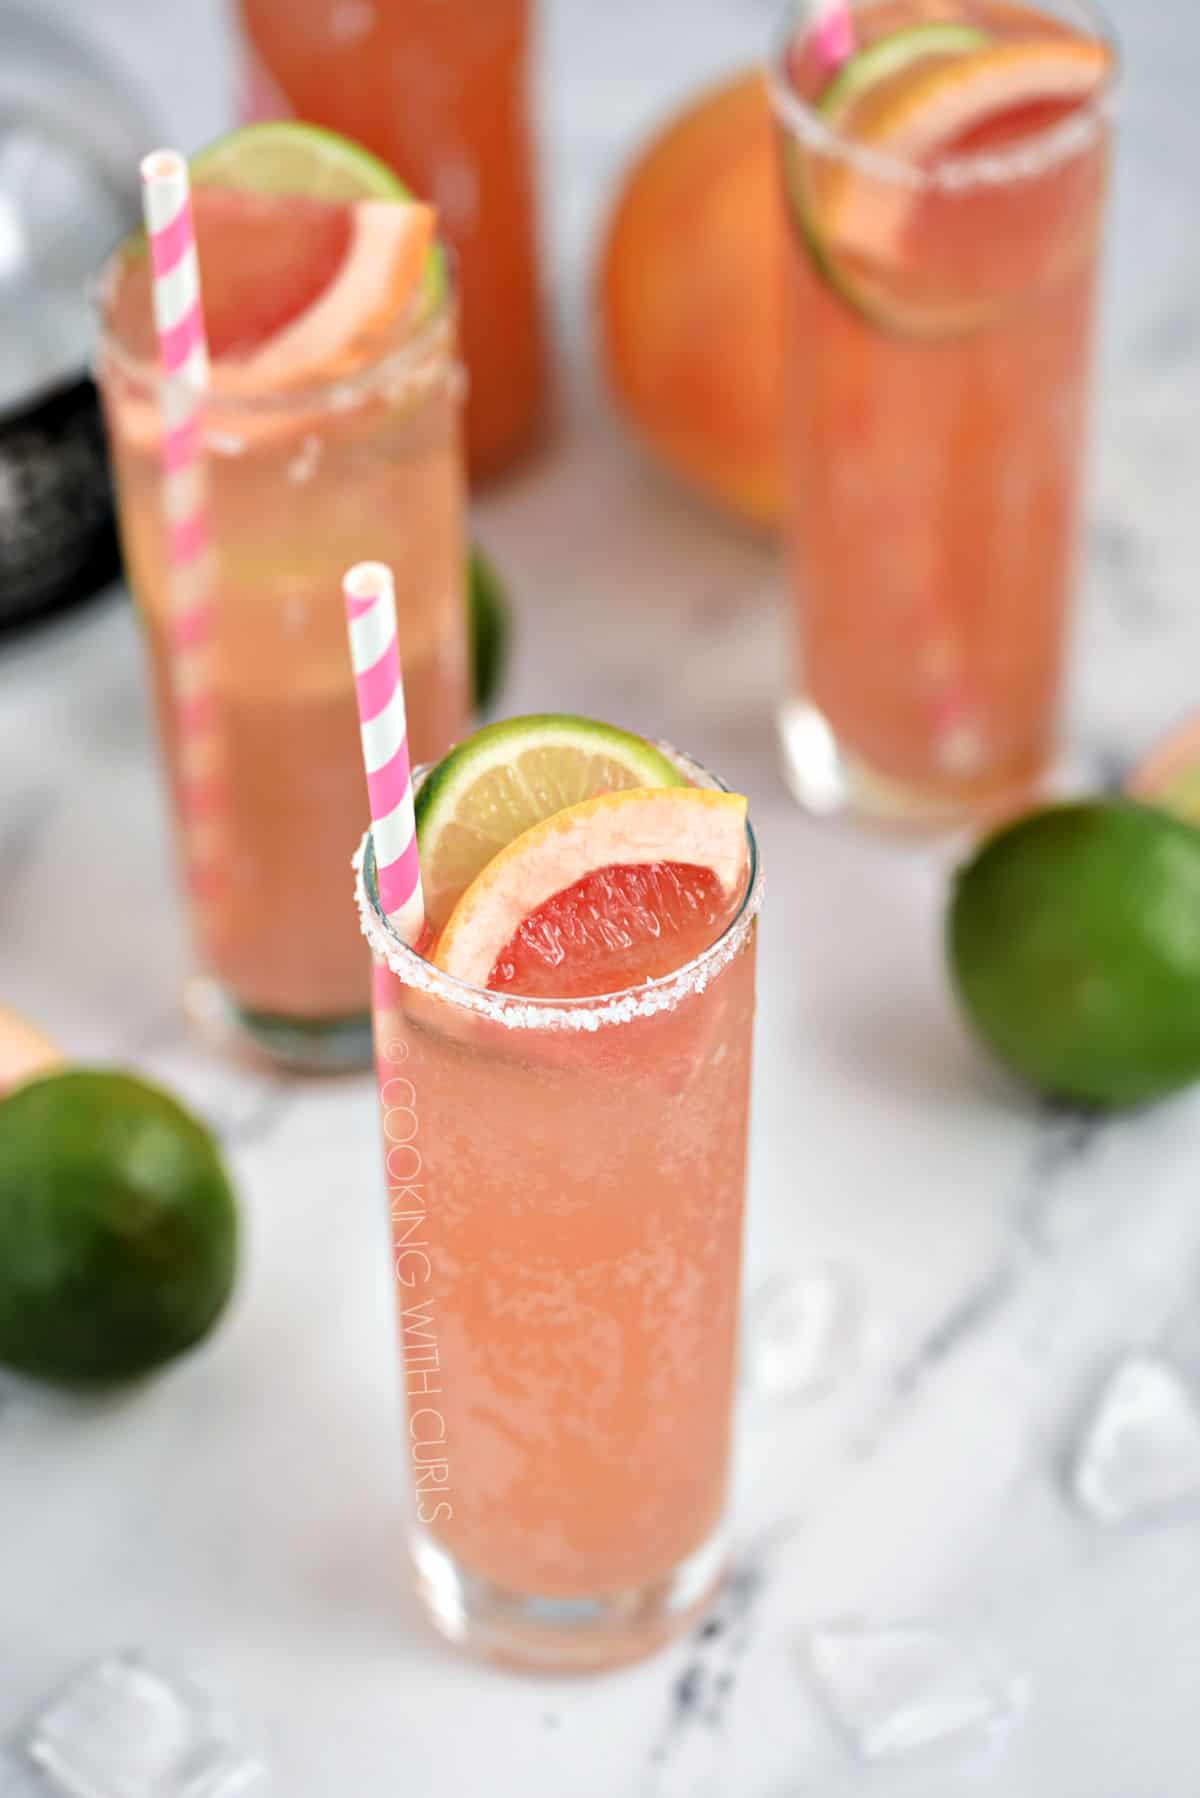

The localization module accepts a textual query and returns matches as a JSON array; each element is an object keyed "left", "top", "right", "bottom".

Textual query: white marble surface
[{"left": 3, "top": 0, "right": 1200, "bottom": 1792}]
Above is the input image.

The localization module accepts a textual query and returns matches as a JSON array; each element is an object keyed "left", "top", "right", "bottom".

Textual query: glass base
[
  {"left": 410, "top": 1525, "right": 726, "bottom": 1673},
  {"left": 777, "top": 698, "right": 1045, "bottom": 831},
  {"left": 184, "top": 976, "right": 373, "bottom": 1074}
]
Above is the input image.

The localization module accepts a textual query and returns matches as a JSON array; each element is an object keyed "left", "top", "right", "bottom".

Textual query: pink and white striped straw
[
  {"left": 140, "top": 149, "right": 223, "bottom": 905},
  {"left": 810, "top": 0, "right": 853, "bottom": 75},
  {"left": 344, "top": 562, "right": 427, "bottom": 946}
]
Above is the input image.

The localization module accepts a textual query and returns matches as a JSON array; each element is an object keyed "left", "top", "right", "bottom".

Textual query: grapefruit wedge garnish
[
  {"left": 786, "top": 26, "right": 1111, "bottom": 335},
  {"left": 192, "top": 127, "right": 440, "bottom": 393},
  {"left": 840, "top": 37, "right": 1109, "bottom": 157},
  {"left": 0, "top": 1006, "right": 60, "bottom": 1099},
  {"left": 432, "top": 787, "right": 750, "bottom": 996},
  {"left": 825, "top": 37, "right": 1110, "bottom": 263},
  {"left": 213, "top": 198, "right": 434, "bottom": 390},
  {"left": 192, "top": 125, "right": 440, "bottom": 386},
  {"left": 189, "top": 121, "right": 446, "bottom": 316},
  {"left": 1128, "top": 715, "right": 1200, "bottom": 825},
  {"left": 104, "top": 124, "right": 445, "bottom": 449}
]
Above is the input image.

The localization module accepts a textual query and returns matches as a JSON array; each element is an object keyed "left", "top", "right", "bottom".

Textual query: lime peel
[{"left": 818, "top": 22, "right": 991, "bottom": 121}]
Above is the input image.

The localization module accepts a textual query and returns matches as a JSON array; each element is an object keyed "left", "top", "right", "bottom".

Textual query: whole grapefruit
[{"left": 597, "top": 71, "right": 783, "bottom": 532}]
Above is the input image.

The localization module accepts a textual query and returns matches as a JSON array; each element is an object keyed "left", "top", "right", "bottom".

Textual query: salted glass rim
[
  {"left": 766, "top": 0, "right": 1119, "bottom": 192},
  {"left": 91, "top": 239, "right": 457, "bottom": 414},
  {"left": 355, "top": 747, "right": 764, "bottom": 1033}
]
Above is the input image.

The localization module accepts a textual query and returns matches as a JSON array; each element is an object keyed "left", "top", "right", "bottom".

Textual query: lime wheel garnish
[{"left": 414, "top": 714, "right": 685, "bottom": 934}]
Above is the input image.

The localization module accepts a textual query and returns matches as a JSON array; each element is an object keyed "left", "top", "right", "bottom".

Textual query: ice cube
[
  {"left": 807, "top": 1624, "right": 1028, "bottom": 1762},
  {"left": 24, "top": 1654, "right": 266, "bottom": 1798},
  {"left": 746, "top": 1267, "right": 860, "bottom": 1400},
  {"left": 1072, "top": 1355, "right": 1200, "bottom": 1525}
]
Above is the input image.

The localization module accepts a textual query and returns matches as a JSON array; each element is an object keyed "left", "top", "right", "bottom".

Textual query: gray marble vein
[
  {"left": 1086, "top": 515, "right": 1163, "bottom": 635},
  {"left": 861, "top": 1109, "right": 1109, "bottom": 1450},
  {"left": 645, "top": 1529, "right": 793, "bottom": 1796}
]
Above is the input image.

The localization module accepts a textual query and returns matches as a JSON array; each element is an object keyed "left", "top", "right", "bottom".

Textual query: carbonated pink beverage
[
  {"left": 96, "top": 181, "right": 470, "bottom": 1065},
  {"left": 358, "top": 750, "right": 761, "bottom": 1670}
]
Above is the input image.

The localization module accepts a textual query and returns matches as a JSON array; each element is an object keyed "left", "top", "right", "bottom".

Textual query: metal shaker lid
[
  {"left": 0, "top": 6, "right": 160, "bottom": 628},
  {"left": 0, "top": 5, "right": 160, "bottom": 413}
]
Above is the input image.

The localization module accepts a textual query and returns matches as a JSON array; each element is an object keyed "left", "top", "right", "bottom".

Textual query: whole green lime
[
  {"left": 948, "top": 801, "right": 1200, "bottom": 1107},
  {"left": 0, "top": 1070, "right": 238, "bottom": 1383}
]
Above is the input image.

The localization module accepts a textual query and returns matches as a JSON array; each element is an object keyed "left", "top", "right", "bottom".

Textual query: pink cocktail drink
[
  {"left": 358, "top": 756, "right": 761, "bottom": 1670},
  {"left": 96, "top": 178, "right": 469, "bottom": 1065},
  {"left": 771, "top": 0, "right": 1114, "bottom": 823}
]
